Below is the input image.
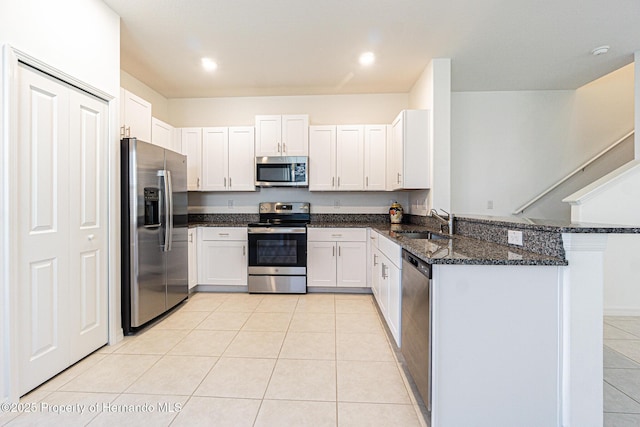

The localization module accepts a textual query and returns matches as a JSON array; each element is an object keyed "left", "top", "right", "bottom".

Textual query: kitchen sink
[{"left": 393, "top": 231, "right": 450, "bottom": 240}]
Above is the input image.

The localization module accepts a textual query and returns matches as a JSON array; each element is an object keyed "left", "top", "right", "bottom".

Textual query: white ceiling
[{"left": 102, "top": 0, "right": 640, "bottom": 98}]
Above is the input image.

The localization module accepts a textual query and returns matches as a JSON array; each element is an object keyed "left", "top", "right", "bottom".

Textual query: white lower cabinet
[
  {"left": 307, "top": 228, "right": 367, "bottom": 288},
  {"left": 197, "top": 227, "right": 247, "bottom": 287},
  {"left": 370, "top": 230, "right": 402, "bottom": 346},
  {"left": 188, "top": 228, "right": 198, "bottom": 289}
]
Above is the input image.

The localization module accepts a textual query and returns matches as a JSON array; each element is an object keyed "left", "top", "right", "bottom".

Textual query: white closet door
[
  {"left": 68, "top": 89, "right": 109, "bottom": 364},
  {"left": 18, "top": 65, "right": 71, "bottom": 394}
]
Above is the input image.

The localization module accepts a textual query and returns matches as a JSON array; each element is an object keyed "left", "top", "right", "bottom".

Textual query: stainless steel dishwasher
[{"left": 401, "top": 249, "right": 432, "bottom": 411}]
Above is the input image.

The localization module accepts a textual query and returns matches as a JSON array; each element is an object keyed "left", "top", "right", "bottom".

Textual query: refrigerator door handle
[
  {"left": 166, "top": 170, "right": 174, "bottom": 251},
  {"left": 158, "top": 169, "right": 170, "bottom": 252}
]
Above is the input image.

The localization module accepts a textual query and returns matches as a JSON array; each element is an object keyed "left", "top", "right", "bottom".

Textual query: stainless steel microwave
[{"left": 255, "top": 156, "right": 308, "bottom": 187}]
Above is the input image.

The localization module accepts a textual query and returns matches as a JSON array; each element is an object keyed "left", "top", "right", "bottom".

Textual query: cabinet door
[
  {"left": 255, "top": 115, "right": 282, "bottom": 156},
  {"left": 337, "top": 242, "right": 367, "bottom": 287},
  {"left": 282, "top": 114, "right": 309, "bottom": 156},
  {"left": 309, "top": 125, "right": 336, "bottom": 191},
  {"left": 188, "top": 229, "right": 198, "bottom": 289},
  {"left": 386, "top": 261, "right": 402, "bottom": 346},
  {"left": 228, "top": 126, "right": 256, "bottom": 191},
  {"left": 151, "top": 117, "right": 173, "bottom": 150},
  {"left": 388, "top": 113, "right": 403, "bottom": 190},
  {"left": 121, "top": 89, "right": 151, "bottom": 141},
  {"left": 182, "top": 128, "right": 202, "bottom": 191},
  {"left": 364, "top": 125, "right": 387, "bottom": 191},
  {"left": 336, "top": 125, "right": 364, "bottom": 191},
  {"left": 307, "top": 242, "right": 337, "bottom": 287},
  {"left": 201, "top": 127, "right": 228, "bottom": 191},
  {"left": 371, "top": 247, "right": 382, "bottom": 300},
  {"left": 198, "top": 240, "right": 247, "bottom": 286}
]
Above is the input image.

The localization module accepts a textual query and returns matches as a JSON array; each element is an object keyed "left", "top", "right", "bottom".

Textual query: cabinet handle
[
  {"left": 229, "top": 177, "right": 232, "bottom": 188},
  {"left": 338, "top": 177, "right": 341, "bottom": 187},
  {"left": 366, "top": 176, "right": 369, "bottom": 187},
  {"left": 243, "top": 245, "right": 246, "bottom": 256},
  {"left": 283, "top": 143, "right": 286, "bottom": 153},
  {"left": 87, "top": 234, "right": 95, "bottom": 241},
  {"left": 278, "top": 143, "right": 281, "bottom": 153},
  {"left": 338, "top": 246, "right": 341, "bottom": 256},
  {"left": 218, "top": 233, "right": 229, "bottom": 236},
  {"left": 224, "top": 177, "right": 227, "bottom": 187},
  {"left": 332, "top": 177, "right": 335, "bottom": 187},
  {"left": 397, "top": 172, "right": 401, "bottom": 184},
  {"left": 331, "top": 234, "right": 342, "bottom": 238},
  {"left": 120, "top": 125, "right": 125, "bottom": 138},
  {"left": 197, "top": 178, "right": 200, "bottom": 188},
  {"left": 382, "top": 263, "right": 388, "bottom": 279},
  {"left": 189, "top": 233, "right": 193, "bottom": 243},
  {"left": 332, "top": 246, "right": 335, "bottom": 257},
  {"left": 373, "top": 253, "right": 378, "bottom": 266},
  {"left": 126, "top": 126, "right": 131, "bottom": 137}
]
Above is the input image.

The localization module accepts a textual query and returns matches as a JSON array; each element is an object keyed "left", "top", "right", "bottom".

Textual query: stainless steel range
[{"left": 247, "top": 202, "right": 310, "bottom": 293}]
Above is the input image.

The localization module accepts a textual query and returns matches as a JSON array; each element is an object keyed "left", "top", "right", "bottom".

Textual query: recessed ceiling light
[
  {"left": 201, "top": 57, "right": 218, "bottom": 71},
  {"left": 359, "top": 52, "right": 375, "bottom": 66},
  {"left": 591, "top": 45, "right": 610, "bottom": 56}
]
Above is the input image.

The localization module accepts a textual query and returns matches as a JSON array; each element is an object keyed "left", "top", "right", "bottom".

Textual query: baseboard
[
  {"left": 194, "top": 285, "right": 249, "bottom": 293},
  {"left": 604, "top": 308, "right": 640, "bottom": 317}
]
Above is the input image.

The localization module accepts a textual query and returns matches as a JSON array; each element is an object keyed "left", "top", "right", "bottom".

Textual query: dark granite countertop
[
  {"left": 457, "top": 215, "right": 640, "bottom": 234},
  {"left": 190, "top": 220, "right": 566, "bottom": 265},
  {"left": 188, "top": 222, "right": 248, "bottom": 228},
  {"left": 308, "top": 222, "right": 567, "bottom": 266}
]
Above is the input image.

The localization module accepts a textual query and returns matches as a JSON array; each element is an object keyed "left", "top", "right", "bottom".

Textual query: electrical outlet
[
  {"left": 228, "top": 200, "right": 234, "bottom": 208},
  {"left": 487, "top": 200, "right": 494, "bottom": 210},
  {"left": 507, "top": 230, "right": 523, "bottom": 246}
]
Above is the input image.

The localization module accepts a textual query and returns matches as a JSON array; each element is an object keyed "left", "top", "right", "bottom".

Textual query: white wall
[
  {"left": 408, "top": 58, "right": 452, "bottom": 215},
  {"left": 0, "top": 0, "right": 119, "bottom": 96},
  {"left": 169, "top": 93, "right": 408, "bottom": 127},
  {"left": 121, "top": 70, "right": 171, "bottom": 123},
  {"left": 564, "top": 161, "right": 640, "bottom": 315},
  {"left": 451, "top": 63, "right": 635, "bottom": 219},
  {"left": 0, "top": 0, "right": 120, "bottom": 402}
]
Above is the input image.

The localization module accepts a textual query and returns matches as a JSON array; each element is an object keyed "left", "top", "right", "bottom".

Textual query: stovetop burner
[{"left": 252, "top": 202, "right": 311, "bottom": 227}]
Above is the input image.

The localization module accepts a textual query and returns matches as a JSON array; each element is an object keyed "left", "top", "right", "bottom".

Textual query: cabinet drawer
[
  {"left": 378, "top": 233, "right": 402, "bottom": 268},
  {"left": 200, "top": 227, "right": 247, "bottom": 241},
  {"left": 308, "top": 228, "right": 367, "bottom": 242}
]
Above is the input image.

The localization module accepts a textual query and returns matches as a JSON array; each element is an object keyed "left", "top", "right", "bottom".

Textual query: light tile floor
[
  {"left": 604, "top": 316, "right": 640, "bottom": 427},
  {"left": 1, "top": 293, "right": 428, "bottom": 427}
]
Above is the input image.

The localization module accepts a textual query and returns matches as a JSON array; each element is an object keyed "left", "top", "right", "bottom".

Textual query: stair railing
[{"left": 512, "top": 130, "right": 635, "bottom": 215}]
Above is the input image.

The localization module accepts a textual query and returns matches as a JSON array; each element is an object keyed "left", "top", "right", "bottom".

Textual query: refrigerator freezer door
[
  {"left": 164, "top": 149, "right": 189, "bottom": 310},
  {"left": 130, "top": 141, "right": 168, "bottom": 327}
]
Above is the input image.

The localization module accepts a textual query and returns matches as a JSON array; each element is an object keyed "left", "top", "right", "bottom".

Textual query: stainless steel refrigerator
[{"left": 121, "top": 138, "right": 188, "bottom": 334}]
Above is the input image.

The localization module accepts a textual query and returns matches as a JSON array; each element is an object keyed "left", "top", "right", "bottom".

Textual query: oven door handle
[{"left": 248, "top": 227, "right": 307, "bottom": 234}]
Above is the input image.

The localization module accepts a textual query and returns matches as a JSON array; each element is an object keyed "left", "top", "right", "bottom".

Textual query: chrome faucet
[{"left": 429, "top": 209, "right": 455, "bottom": 235}]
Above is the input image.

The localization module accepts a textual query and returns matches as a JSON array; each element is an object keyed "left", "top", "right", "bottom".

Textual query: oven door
[{"left": 248, "top": 228, "right": 307, "bottom": 275}]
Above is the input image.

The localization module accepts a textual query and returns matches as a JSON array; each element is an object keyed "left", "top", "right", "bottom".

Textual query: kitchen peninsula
[{"left": 191, "top": 212, "right": 638, "bottom": 427}]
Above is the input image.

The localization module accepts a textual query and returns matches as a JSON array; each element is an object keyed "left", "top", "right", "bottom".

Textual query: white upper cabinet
[
  {"left": 182, "top": 128, "right": 202, "bottom": 191},
  {"left": 227, "top": 126, "right": 256, "bottom": 191},
  {"left": 336, "top": 125, "right": 364, "bottom": 191},
  {"left": 151, "top": 117, "right": 181, "bottom": 153},
  {"left": 364, "top": 125, "right": 388, "bottom": 191},
  {"left": 309, "top": 125, "right": 366, "bottom": 191},
  {"left": 120, "top": 88, "right": 152, "bottom": 142},
  {"left": 388, "top": 109, "right": 430, "bottom": 190},
  {"left": 201, "top": 126, "right": 255, "bottom": 192},
  {"left": 309, "top": 125, "right": 337, "bottom": 191},
  {"left": 255, "top": 114, "right": 309, "bottom": 156}
]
